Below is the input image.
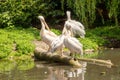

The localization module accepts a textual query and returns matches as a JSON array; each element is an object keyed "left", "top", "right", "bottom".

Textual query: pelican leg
[
  {"left": 70, "top": 53, "right": 77, "bottom": 61},
  {"left": 69, "top": 53, "right": 77, "bottom": 61},
  {"left": 47, "top": 47, "right": 51, "bottom": 53},
  {"left": 80, "top": 49, "right": 84, "bottom": 58},
  {"left": 70, "top": 53, "right": 74, "bottom": 60},
  {"left": 70, "top": 53, "right": 73, "bottom": 57},
  {"left": 59, "top": 48, "right": 63, "bottom": 56},
  {"left": 74, "top": 53, "right": 77, "bottom": 61}
]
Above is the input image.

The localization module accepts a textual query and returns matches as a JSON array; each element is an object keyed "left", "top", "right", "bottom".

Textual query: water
[{"left": 0, "top": 49, "right": 120, "bottom": 80}]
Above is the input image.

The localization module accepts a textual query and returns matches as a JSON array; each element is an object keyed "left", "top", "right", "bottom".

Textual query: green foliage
[
  {"left": 16, "top": 40, "right": 35, "bottom": 55},
  {"left": 0, "top": 44, "right": 13, "bottom": 58},
  {"left": 0, "top": 0, "right": 40, "bottom": 27},
  {"left": 0, "top": 0, "right": 64, "bottom": 28},
  {"left": 65, "top": 0, "right": 96, "bottom": 27},
  {"left": 1, "top": 0, "right": 120, "bottom": 28},
  {"left": 108, "top": 0, "right": 120, "bottom": 26},
  {"left": 86, "top": 29, "right": 107, "bottom": 46},
  {"left": 75, "top": 0, "right": 96, "bottom": 27},
  {"left": 82, "top": 26, "right": 120, "bottom": 49},
  {"left": 78, "top": 26, "right": 120, "bottom": 51},
  {"left": 0, "top": 29, "right": 13, "bottom": 58},
  {"left": 51, "top": 28, "right": 62, "bottom": 35},
  {"left": 83, "top": 51, "right": 99, "bottom": 58},
  {"left": 64, "top": 0, "right": 120, "bottom": 27},
  {"left": 0, "top": 27, "right": 39, "bottom": 59},
  {"left": 75, "top": 51, "right": 99, "bottom": 58},
  {"left": 79, "top": 38, "right": 98, "bottom": 50},
  {"left": 88, "top": 26, "right": 120, "bottom": 40}
]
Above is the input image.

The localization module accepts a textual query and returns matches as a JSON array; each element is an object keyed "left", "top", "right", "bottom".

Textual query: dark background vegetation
[{"left": 0, "top": 0, "right": 120, "bottom": 29}]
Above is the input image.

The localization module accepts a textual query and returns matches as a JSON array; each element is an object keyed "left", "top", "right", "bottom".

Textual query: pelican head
[
  {"left": 38, "top": 16, "right": 45, "bottom": 21},
  {"left": 38, "top": 16, "right": 50, "bottom": 31},
  {"left": 66, "top": 11, "right": 71, "bottom": 20},
  {"left": 66, "top": 11, "right": 71, "bottom": 16}
]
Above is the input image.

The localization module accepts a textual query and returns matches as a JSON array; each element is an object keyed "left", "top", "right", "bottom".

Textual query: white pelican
[
  {"left": 64, "top": 27, "right": 83, "bottom": 58},
  {"left": 49, "top": 26, "right": 73, "bottom": 56},
  {"left": 38, "top": 16, "right": 57, "bottom": 51},
  {"left": 63, "top": 11, "right": 86, "bottom": 38},
  {"left": 50, "top": 24, "right": 83, "bottom": 58},
  {"left": 50, "top": 34, "right": 65, "bottom": 56}
]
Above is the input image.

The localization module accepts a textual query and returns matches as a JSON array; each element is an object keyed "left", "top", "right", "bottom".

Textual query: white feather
[
  {"left": 50, "top": 35, "right": 65, "bottom": 55},
  {"left": 63, "top": 11, "right": 86, "bottom": 38},
  {"left": 38, "top": 16, "right": 57, "bottom": 49}
]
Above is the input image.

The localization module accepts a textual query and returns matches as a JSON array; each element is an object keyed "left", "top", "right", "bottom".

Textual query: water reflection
[
  {"left": 35, "top": 61, "right": 87, "bottom": 80},
  {"left": 0, "top": 59, "right": 35, "bottom": 80},
  {"left": 0, "top": 49, "right": 120, "bottom": 80},
  {"left": 0, "top": 60, "right": 34, "bottom": 72}
]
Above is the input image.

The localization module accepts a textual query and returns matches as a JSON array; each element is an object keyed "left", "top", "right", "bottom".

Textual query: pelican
[
  {"left": 38, "top": 16, "right": 57, "bottom": 51},
  {"left": 50, "top": 24, "right": 83, "bottom": 58},
  {"left": 63, "top": 11, "right": 86, "bottom": 38},
  {"left": 64, "top": 26, "right": 83, "bottom": 58},
  {"left": 49, "top": 34, "right": 65, "bottom": 56},
  {"left": 49, "top": 26, "right": 73, "bottom": 56}
]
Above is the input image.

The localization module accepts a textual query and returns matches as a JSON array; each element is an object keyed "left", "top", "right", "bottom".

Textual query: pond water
[{"left": 0, "top": 48, "right": 120, "bottom": 80}]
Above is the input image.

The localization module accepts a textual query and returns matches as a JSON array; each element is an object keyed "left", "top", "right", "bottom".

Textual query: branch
[
  {"left": 34, "top": 47, "right": 113, "bottom": 68},
  {"left": 77, "top": 58, "right": 113, "bottom": 66}
]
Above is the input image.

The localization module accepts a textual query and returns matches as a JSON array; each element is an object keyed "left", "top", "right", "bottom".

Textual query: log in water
[
  {"left": 34, "top": 47, "right": 113, "bottom": 67},
  {"left": 34, "top": 47, "right": 82, "bottom": 67}
]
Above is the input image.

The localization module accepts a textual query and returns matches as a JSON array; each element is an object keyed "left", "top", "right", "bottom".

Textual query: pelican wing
[
  {"left": 70, "top": 37, "right": 83, "bottom": 47},
  {"left": 48, "top": 31, "right": 57, "bottom": 37},
  {"left": 72, "top": 27, "right": 85, "bottom": 38},
  {"left": 69, "top": 20, "right": 85, "bottom": 30},
  {"left": 50, "top": 35, "right": 65, "bottom": 52},
  {"left": 64, "top": 36, "right": 83, "bottom": 54},
  {"left": 64, "top": 37, "right": 82, "bottom": 49},
  {"left": 64, "top": 21, "right": 85, "bottom": 38},
  {"left": 40, "top": 30, "right": 56, "bottom": 45}
]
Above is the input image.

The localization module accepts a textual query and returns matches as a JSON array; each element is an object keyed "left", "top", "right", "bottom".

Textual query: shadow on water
[{"left": 0, "top": 48, "right": 120, "bottom": 80}]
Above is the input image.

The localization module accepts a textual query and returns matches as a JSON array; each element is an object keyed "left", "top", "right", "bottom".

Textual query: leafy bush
[
  {"left": 79, "top": 38, "right": 98, "bottom": 50},
  {"left": 0, "top": 0, "right": 43, "bottom": 27},
  {"left": 0, "top": 30, "right": 13, "bottom": 58},
  {"left": 51, "top": 28, "right": 62, "bottom": 35},
  {"left": 0, "top": 0, "right": 64, "bottom": 28},
  {"left": 0, "top": 27, "right": 39, "bottom": 59},
  {"left": 16, "top": 40, "right": 35, "bottom": 55},
  {"left": 81, "top": 26, "right": 120, "bottom": 50},
  {"left": 0, "top": 44, "right": 13, "bottom": 59},
  {"left": 87, "top": 26, "right": 120, "bottom": 40},
  {"left": 1, "top": 0, "right": 120, "bottom": 29}
]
